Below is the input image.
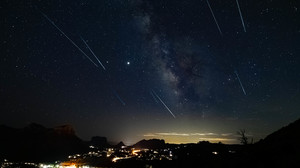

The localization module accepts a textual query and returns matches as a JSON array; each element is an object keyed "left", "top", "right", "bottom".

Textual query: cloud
[
  {"left": 190, "top": 132, "right": 217, "bottom": 136},
  {"left": 198, "top": 138, "right": 237, "bottom": 143},
  {"left": 156, "top": 132, "right": 190, "bottom": 136},
  {"left": 144, "top": 132, "right": 219, "bottom": 137},
  {"left": 142, "top": 132, "right": 238, "bottom": 144},
  {"left": 143, "top": 133, "right": 157, "bottom": 137},
  {"left": 221, "top": 133, "right": 234, "bottom": 137}
]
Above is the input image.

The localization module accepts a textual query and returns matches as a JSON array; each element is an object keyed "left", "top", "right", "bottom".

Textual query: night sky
[{"left": 1, "top": 0, "right": 299, "bottom": 144}]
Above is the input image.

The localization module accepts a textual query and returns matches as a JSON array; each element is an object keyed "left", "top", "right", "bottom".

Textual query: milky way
[{"left": 1, "top": 0, "right": 299, "bottom": 144}]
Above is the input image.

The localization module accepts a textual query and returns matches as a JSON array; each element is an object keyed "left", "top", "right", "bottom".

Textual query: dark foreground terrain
[{"left": 1, "top": 119, "right": 300, "bottom": 168}]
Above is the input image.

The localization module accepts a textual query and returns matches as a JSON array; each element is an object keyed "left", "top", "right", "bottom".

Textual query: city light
[
  {"left": 132, "top": 149, "right": 141, "bottom": 156},
  {"left": 112, "top": 157, "right": 121, "bottom": 162}
]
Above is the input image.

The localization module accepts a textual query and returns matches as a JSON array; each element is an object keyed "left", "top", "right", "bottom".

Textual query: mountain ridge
[
  {"left": 0, "top": 123, "right": 88, "bottom": 162},
  {"left": 1, "top": 118, "right": 300, "bottom": 165}
]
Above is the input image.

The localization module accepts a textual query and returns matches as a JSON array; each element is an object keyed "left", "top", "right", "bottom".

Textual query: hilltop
[
  {"left": 1, "top": 118, "right": 300, "bottom": 167},
  {"left": 0, "top": 123, "right": 88, "bottom": 162}
]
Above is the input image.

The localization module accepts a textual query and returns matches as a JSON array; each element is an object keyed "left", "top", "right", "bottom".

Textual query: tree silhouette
[{"left": 237, "top": 129, "right": 249, "bottom": 145}]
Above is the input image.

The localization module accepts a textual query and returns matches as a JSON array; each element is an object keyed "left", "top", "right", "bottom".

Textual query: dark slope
[
  {"left": 133, "top": 139, "right": 165, "bottom": 149},
  {"left": 253, "top": 118, "right": 300, "bottom": 167},
  {"left": 0, "top": 123, "right": 88, "bottom": 162},
  {"left": 261, "top": 118, "right": 300, "bottom": 145}
]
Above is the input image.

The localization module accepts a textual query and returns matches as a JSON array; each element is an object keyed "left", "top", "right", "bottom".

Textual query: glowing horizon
[{"left": 141, "top": 132, "right": 239, "bottom": 144}]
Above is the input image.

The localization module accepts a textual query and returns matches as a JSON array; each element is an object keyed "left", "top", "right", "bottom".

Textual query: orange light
[{"left": 132, "top": 149, "right": 141, "bottom": 156}]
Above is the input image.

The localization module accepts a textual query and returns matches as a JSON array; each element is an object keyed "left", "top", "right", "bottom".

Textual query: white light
[
  {"left": 64, "top": 165, "right": 76, "bottom": 168},
  {"left": 112, "top": 157, "right": 121, "bottom": 162},
  {"left": 40, "top": 164, "right": 54, "bottom": 168},
  {"left": 127, "top": 61, "right": 130, "bottom": 65}
]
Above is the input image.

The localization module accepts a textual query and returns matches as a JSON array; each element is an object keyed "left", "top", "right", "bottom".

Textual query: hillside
[
  {"left": 133, "top": 139, "right": 165, "bottom": 149},
  {"left": 252, "top": 118, "right": 300, "bottom": 167},
  {"left": 261, "top": 118, "right": 300, "bottom": 145},
  {"left": 0, "top": 123, "right": 88, "bottom": 162}
]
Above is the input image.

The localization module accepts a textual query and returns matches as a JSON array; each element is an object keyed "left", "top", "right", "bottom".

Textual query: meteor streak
[
  {"left": 152, "top": 90, "right": 176, "bottom": 118},
  {"left": 206, "top": 0, "right": 223, "bottom": 36},
  {"left": 236, "top": 0, "right": 247, "bottom": 32},
  {"left": 234, "top": 71, "right": 246, "bottom": 95},
  {"left": 112, "top": 89, "right": 126, "bottom": 106},
  {"left": 37, "top": 8, "right": 98, "bottom": 67},
  {"left": 150, "top": 91, "right": 159, "bottom": 103},
  {"left": 80, "top": 36, "right": 106, "bottom": 70}
]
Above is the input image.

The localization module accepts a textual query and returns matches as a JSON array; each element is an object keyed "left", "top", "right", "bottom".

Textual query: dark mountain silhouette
[
  {"left": 90, "top": 136, "right": 109, "bottom": 148},
  {"left": 126, "top": 119, "right": 300, "bottom": 167},
  {"left": 252, "top": 118, "right": 300, "bottom": 167},
  {"left": 115, "top": 141, "right": 125, "bottom": 148},
  {"left": 133, "top": 139, "right": 165, "bottom": 149},
  {"left": 1, "top": 118, "right": 300, "bottom": 167},
  {"left": 0, "top": 123, "right": 88, "bottom": 162},
  {"left": 260, "top": 118, "right": 300, "bottom": 145}
]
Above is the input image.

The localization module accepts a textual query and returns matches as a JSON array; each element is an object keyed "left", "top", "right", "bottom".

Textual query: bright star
[{"left": 127, "top": 61, "right": 130, "bottom": 65}]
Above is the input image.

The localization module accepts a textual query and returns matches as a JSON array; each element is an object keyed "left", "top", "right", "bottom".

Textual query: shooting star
[
  {"left": 206, "top": 0, "right": 223, "bottom": 36},
  {"left": 234, "top": 71, "right": 246, "bottom": 95},
  {"left": 112, "top": 89, "right": 126, "bottom": 106},
  {"left": 152, "top": 90, "right": 176, "bottom": 118},
  {"left": 80, "top": 36, "right": 106, "bottom": 70},
  {"left": 150, "top": 91, "right": 159, "bottom": 103},
  {"left": 236, "top": 0, "right": 247, "bottom": 32},
  {"left": 36, "top": 8, "right": 98, "bottom": 67}
]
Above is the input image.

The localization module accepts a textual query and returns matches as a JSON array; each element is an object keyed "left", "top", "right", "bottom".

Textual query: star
[{"left": 1, "top": 0, "right": 299, "bottom": 146}]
